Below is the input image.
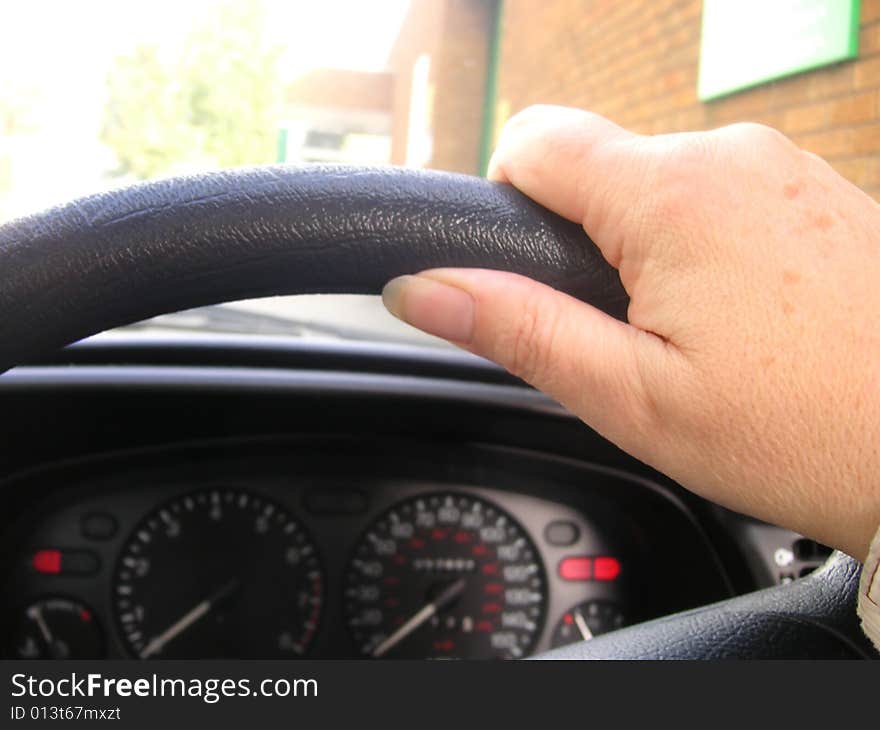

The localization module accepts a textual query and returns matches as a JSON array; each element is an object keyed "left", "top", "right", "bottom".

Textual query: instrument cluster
[
  {"left": 4, "top": 495, "right": 628, "bottom": 660},
  {"left": 0, "top": 441, "right": 729, "bottom": 659}
]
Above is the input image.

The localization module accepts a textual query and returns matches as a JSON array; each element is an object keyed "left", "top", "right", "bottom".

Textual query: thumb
[{"left": 382, "top": 267, "right": 674, "bottom": 456}]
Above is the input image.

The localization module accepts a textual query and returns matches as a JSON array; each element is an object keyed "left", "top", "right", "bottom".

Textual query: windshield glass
[{"left": 2, "top": 1, "right": 875, "bottom": 344}]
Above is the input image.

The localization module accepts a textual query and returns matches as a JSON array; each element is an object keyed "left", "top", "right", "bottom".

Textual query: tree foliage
[{"left": 102, "top": 1, "right": 282, "bottom": 180}]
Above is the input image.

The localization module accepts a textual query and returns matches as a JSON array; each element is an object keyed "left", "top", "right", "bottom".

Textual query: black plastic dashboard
[{"left": 0, "top": 334, "right": 817, "bottom": 660}]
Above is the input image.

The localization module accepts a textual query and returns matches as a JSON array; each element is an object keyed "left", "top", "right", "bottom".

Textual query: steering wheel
[{"left": 0, "top": 165, "right": 873, "bottom": 659}]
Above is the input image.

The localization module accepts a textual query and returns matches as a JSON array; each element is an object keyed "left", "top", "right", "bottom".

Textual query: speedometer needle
[
  {"left": 371, "top": 578, "right": 466, "bottom": 658},
  {"left": 139, "top": 579, "right": 238, "bottom": 659},
  {"left": 573, "top": 609, "right": 594, "bottom": 641}
]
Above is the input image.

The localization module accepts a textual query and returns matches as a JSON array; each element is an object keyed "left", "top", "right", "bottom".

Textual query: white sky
[
  {"left": 0, "top": 0, "right": 411, "bottom": 218},
  {"left": 0, "top": 0, "right": 411, "bottom": 75}
]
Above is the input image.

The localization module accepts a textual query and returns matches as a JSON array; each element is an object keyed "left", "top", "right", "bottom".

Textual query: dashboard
[{"left": 0, "top": 335, "right": 824, "bottom": 660}]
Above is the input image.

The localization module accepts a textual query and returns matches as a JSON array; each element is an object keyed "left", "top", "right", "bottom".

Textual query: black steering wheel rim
[
  {"left": 0, "top": 164, "right": 628, "bottom": 373},
  {"left": 0, "top": 164, "right": 871, "bottom": 658}
]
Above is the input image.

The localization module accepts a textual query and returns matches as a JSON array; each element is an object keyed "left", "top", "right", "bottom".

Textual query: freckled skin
[
  {"left": 812, "top": 212, "right": 834, "bottom": 231},
  {"left": 394, "top": 108, "right": 880, "bottom": 561}
]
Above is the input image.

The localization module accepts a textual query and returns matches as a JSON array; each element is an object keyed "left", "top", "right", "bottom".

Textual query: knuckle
[
  {"left": 503, "top": 104, "right": 553, "bottom": 133},
  {"left": 503, "top": 104, "right": 596, "bottom": 137},
  {"left": 505, "top": 295, "right": 555, "bottom": 383},
  {"left": 717, "top": 121, "right": 795, "bottom": 152}
]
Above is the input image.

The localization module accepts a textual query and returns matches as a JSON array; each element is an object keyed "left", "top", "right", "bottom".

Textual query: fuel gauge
[
  {"left": 12, "top": 598, "right": 104, "bottom": 659},
  {"left": 551, "top": 600, "right": 625, "bottom": 648}
]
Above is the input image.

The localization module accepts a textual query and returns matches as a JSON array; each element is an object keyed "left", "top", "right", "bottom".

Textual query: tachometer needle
[
  {"left": 139, "top": 579, "right": 238, "bottom": 659},
  {"left": 573, "top": 608, "right": 594, "bottom": 641},
  {"left": 371, "top": 578, "right": 466, "bottom": 658}
]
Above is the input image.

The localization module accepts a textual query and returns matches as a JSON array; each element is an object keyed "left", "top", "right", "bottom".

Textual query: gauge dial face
[
  {"left": 551, "top": 600, "right": 625, "bottom": 648},
  {"left": 13, "top": 598, "right": 104, "bottom": 659},
  {"left": 344, "top": 492, "right": 547, "bottom": 659},
  {"left": 114, "top": 489, "right": 323, "bottom": 659}
]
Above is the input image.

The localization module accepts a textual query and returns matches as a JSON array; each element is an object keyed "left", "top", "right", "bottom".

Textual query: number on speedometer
[{"left": 344, "top": 493, "right": 547, "bottom": 659}]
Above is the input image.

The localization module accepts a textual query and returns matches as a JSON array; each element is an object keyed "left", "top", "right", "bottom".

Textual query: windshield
[{"left": 1, "top": 1, "right": 873, "bottom": 344}]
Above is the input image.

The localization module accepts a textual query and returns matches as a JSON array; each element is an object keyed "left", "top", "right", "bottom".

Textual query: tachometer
[
  {"left": 113, "top": 489, "right": 323, "bottom": 658},
  {"left": 344, "top": 492, "right": 546, "bottom": 659}
]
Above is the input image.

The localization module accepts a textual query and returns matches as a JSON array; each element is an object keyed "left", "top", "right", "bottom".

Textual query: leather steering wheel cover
[{"left": 0, "top": 165, "right": 628, "bottom": 373}]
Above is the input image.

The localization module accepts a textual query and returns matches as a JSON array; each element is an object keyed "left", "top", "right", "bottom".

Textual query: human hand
[{"left": 382, "top": 105, "right": 880, "bottom": 560}]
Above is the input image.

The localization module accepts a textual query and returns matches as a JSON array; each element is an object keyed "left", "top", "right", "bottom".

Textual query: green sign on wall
[{"left": 698, "top": 0, "right": 861, "bottom": 101}]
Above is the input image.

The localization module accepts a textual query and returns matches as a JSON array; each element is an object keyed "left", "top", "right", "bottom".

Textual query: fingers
[
  {"left": 382, "top": 268, "right": 675, "bottom": 456},
  {"left": 487, "top": 105, "right": 653, "bottom": 267}
]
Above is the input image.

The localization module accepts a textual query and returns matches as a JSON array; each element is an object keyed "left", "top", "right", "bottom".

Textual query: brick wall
[
  {"left": 495, "top": 0, "right": 880, "bottom": 198},
  {"left": 430, "top": 0, "right": 493, "bottom": 172},
  {"left": 387, "top": 0, "right": 445, "bottom": 167},
  {"left": 388, "top": 0, "right": 491, "bottom": 173}
]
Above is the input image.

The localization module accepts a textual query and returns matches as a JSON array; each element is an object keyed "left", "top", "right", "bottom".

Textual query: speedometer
[
  {"left": 344, "top": 492, "right": 547, "bottom": 659},
  {"left": 114, "top": 489, "right": 323, "bottom": 658}
]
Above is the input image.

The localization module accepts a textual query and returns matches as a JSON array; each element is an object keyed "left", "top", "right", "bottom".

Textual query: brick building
[
  {"left": 387, "top": 0, "right": 495, "bottom": 173},
  {"left": 390, "top": 0, "right": 880, "bottom": 199}
]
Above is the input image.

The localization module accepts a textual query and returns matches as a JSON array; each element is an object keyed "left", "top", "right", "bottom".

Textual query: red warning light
[
  {"left": 558, "top": 556, "right": 620, "bottom": 581},
  {"left": 558, "top": 556, "right": 592, "bottom": 581},
  {"left": 594, "top": 556, "right": 621, "bottom": 581},
  {"left": 80, "top": 609, "right": 92, "bottom": 622},
  {"left": 453, "top": 531, "right": 472, "bottom": 544},
  {"left": 32, "top": 549, "right": 62, "bottom": 575}
]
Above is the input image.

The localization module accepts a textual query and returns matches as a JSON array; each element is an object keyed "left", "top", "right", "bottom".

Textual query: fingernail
[{"left": 382, "top": 274, "right": 475, "bottom": 343}]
